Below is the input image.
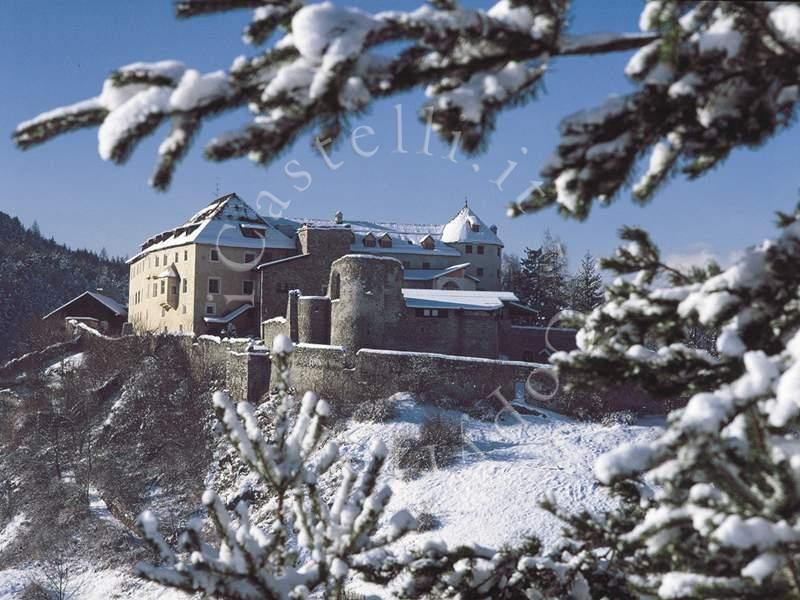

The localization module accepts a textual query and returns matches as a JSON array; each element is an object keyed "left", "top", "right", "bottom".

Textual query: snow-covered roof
[
  {"left": 403, "top": 262, "right": 471, "bottom": 281},
  {"left": 440, "top": 205, "right": 503, "bottom": 246},
  {"left": 204, "top": 303, "right": 253, "bottom": 324},
  {"left": 156, "top": 265, "right": 179, "bottom": 279},
  {"left": 402, "top": 289, "right": 518, "bottom": 311},
  {"left": 264, "top": 204, "right": 501, "bottom": 257},
  {"left": 42, "top": 291, "right": 128, "bottom": 320},
  {"left": 128, "top": 193, "right": 296, "bottom": 263}
]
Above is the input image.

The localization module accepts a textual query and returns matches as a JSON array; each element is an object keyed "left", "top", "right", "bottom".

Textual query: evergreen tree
[
  {"left": 29, "top": 220, "right": 41, "bottom": 237},
  {"left": 500, "top": 251, "right": 523, "bottom": 296},
  {"left": 570, "top": 251, "right": 604, "bottom": 313},
  {"left": 13, "top": 2, "right": 800, "bottom": 598},
  {"left": 136, "top": 336, "right": 417, "bottom": 598},
  {"left": 519, "top": 230, "right": 569, "bottom": 325}
]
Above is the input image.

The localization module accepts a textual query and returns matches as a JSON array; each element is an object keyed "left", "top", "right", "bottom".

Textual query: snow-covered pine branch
[
  {"left": 13, "top": 0, "right": 654, "bottom": 190},
  {"left": 134, "top": 335, "right": 417, "bottom": 598},
  {"left": 546, "top": 205, "right": 800, "bottom": 597},
  {"left": 509, "top": 1, "right": 800, "bottom": 219}
]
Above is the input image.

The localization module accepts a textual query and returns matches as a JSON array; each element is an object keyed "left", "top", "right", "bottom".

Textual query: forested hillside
[{"left": 0, "top": 212, "right": 128, "bottom": 360}]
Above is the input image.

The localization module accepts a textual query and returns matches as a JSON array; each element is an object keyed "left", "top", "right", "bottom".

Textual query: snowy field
[{"left": 0, "top": 394, "right": 662, "bottom": 598}]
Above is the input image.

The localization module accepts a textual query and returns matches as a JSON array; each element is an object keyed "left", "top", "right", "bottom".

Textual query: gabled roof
[
  {"left": 204, "top": 303, "right": 253, "bottom": 324},
  {"left": 402, "top": 289, "right": 518, "bottom": 311},
  {"left": 440, "top": 204, "right": 503, "bottom": 246},
  {"left": 43, "top": 291, "right": 127, "bottom": 320},
  {"left": 128, "top": 193, "right": 296, "bottom": 263}
]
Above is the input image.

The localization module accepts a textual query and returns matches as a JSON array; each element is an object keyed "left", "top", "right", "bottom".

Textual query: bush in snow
[
  {"left": 393, "top": 414, "right": 462, "bottom": 480},
  {"left": 134, "top": 335, "right": 418, "bottom": 598}
]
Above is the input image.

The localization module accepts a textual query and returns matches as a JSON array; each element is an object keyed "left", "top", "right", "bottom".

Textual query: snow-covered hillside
[{"left": 337, "top": 396, "right": 662, "bottom": 553}]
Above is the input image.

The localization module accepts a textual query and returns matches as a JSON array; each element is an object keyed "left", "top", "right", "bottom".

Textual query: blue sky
[{"left": 1, "top": 0, "right": 798, "bottom": 270}]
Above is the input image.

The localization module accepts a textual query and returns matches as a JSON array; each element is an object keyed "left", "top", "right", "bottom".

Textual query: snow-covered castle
[{"left": 126, "top": 194, "right": 571, "bottom": 361}]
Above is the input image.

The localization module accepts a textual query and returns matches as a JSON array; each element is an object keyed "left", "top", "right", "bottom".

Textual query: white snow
[
  {"left": 555, "top": 169, "right": 579, "bottom": 213},
  {"left": 98, "top": 87, "right": 171, "bottom": 160},
  {"left": 336, "top": 398, "right": 662, "bottom": 554},
  {"left": 769, "top": 4, "right": 800, "bottom": 49},
  {"left": 272, "top": 334, "right": 294, "bottom": 355},
  {"left": 697, "top": 13, "right": 743, "bottom": 58},
  {"left": 0, "top": 514, "right": 27, "bottom": 555}
]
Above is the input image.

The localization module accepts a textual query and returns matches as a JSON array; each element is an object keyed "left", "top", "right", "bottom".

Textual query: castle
[{"left": 127, "top": 194, "right": 573, "bottom": 362}]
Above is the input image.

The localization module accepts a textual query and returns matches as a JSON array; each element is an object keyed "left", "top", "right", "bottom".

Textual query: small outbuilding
[{"left": 42, "top": 290, "right": 128, "bottom": 335}]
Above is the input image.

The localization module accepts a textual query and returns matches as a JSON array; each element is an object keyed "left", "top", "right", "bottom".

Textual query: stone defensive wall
[
  {"left": 276, "top": 343, "right": 659, "bottom": 416},
  {"left": 181, "top": 335, "right": 270, "bottom": 404}
]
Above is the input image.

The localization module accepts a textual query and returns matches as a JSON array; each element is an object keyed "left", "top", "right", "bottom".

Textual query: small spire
[{"left": 464, "top": 196, "right": 469, "bottom": 208}]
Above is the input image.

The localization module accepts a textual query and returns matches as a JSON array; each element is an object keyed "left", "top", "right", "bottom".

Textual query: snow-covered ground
[
  {"left": 338, "top": 396, "right": 662, "bottom": 552},
  {"left": 0, "top": 394, "right": 662, "bottom": 598}
]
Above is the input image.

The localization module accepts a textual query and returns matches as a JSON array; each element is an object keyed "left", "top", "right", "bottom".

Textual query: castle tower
[
  {"left": 329, "top": 255, "right": 404, "bottom": 352},
  {"left": 440, "top": 202, "right": 503, "bottom": 290}
]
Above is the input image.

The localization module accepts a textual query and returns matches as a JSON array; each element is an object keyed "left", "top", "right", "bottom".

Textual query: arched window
[{"left": 442, "top": 281, "right": 460, "bottom": 290}]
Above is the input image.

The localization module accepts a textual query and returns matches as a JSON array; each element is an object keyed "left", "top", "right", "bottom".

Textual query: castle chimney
[
  {"left": 490, "top": 225, "right": 498, "bottom": 234},
  {"left": 334, "top": 211, "right": 343, "bottom": 224}
]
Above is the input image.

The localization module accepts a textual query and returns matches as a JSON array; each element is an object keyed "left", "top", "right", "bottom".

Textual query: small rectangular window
[
  {"left": 205, "top": 303, "right": 216, "bottom": 315},
  {"left": 210, "top": 249, "right": 219, "bottom": 262},
  {"left": 184, "top": 250, "right": 189, "bottom": 261},
  {"left": 244, "top": 252, "right": 255, "bottom": 264},
  {"left": 477, "top": 267, "right": 484, "bottom": 276},
  {"left": 422, "top": 262, "right": 431, "bottom": 269},
  {"left": 497, "top": 247, "right": 501, "bottom": 257},
  {"left": 465, "top": 245, "right": 473, "bottom": 254},
  {"left": 171, "top": 285, "right": 177, "bottom": 295},
  {"left": 175, "top": 252, "right": 178, "bottom": 263},
  {"left": 160, "top": 280, "right": 165, "bottom": 294},
  {"left": 477, "top": 245, "right": 484, "bottom": 255},
  {"left": 182, "top": 305, "right": 187, "bottom": 314},
  {"left": 155, "top": 256, "right": 160, "bottom": 267},
  {"left": 153, "top": 283, "right": 157, "bottom": 296},
  {"left": 416, "top": 308, "right": 448, "bottom": 318},
  {"left": 163, "top": 254, "right": 167, "bottom": 265},
  {"left": 182, "top": 279, "right": 188, "bottom": 293},
  {"left": 243, "top": 280, "right": 254, "bottom": 295},
  {"left": 208, "top": 278, "right": 220, "bottom": 294}
]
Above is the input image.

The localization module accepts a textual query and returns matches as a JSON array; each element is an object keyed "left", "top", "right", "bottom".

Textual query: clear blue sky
[{"left": 1, "top": 1, "right": 798, "bottom": 270}]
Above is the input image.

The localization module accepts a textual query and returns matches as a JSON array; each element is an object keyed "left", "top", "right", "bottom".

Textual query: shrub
[
  {"left": 416, "top": 511, "right": 442, "bottom": 532},
  {"left": 394, "top": 415, "right": 462, "bottom": 479}
]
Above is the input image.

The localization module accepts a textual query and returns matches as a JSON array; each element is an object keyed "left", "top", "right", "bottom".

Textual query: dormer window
[
  {"left": 241, "top": 223, "right": 266, "bottom": 239},
  {"left": 471, "top": 223, "right": 480, "bottom": 233},
  {"left": 379, "top": 234, "right": 392, "bottom": 248},
  {"left": 420, "top": 235, "right": 435, "bottom": 250},
  {"left": 363, "top": 233, "right": 376, "bottom": 247}
]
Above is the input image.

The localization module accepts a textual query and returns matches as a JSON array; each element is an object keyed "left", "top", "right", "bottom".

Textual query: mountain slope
[{"left": 0, "top": 212, "right": 128, "bottom": 360}]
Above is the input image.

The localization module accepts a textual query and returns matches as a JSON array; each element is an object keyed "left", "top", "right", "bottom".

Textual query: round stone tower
[{"left": 329, "top": 255, "right": 404, "bottom": 352}]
